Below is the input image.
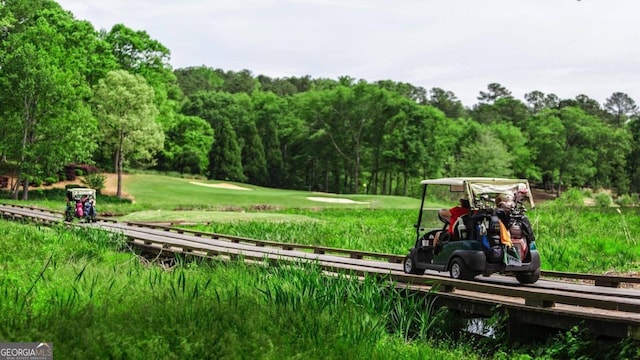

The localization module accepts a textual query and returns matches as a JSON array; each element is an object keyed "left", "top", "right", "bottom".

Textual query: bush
[
  {"left": 44, "top": 177, "right": 57, "bottom": 186},
  {"left": 82, "top": 173, "right": 106, "bottom": 193},
  {"left": 64, "top": 164, "right": 100, "bottom": 181},
  {"left": 615, "top": 194, "right": 636, "bottom": 207},
  {"left": 557, "top": 188, "right": 584, "bottom": 207},
  {"left": 594, "top": 192, "right": 612, "bottom": 207}
]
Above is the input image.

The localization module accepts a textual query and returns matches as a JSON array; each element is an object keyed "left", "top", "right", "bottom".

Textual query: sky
[{"left": 56, "top": 0, "right": 640, "bottom": 107}]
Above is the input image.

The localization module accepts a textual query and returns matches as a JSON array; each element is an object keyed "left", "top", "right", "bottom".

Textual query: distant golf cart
[
  {"left": 403, "top": 177, "right": 541, "bottom": 284},
  {"left": 65, "top": 188, "right": 97, "bottom": 222}
]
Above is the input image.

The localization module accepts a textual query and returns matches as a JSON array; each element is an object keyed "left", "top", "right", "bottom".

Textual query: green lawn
[{"left": 124, "top": 174, "right": 421, "bottom": 211}]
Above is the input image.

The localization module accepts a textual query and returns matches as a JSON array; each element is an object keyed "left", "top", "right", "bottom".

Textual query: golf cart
[
  {"left": 64, "top": 187, "right": 97, "bottom": 222},
  {"left": 402, "top": 177, "right": 541, "bottom": 284}
]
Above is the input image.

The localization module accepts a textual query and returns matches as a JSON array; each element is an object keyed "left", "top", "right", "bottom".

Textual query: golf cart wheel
[
  {"left": 403, "top": 255, "right": 425, "bottom": 275},
  {"left": 515, "top": 268, "right": 541, "bottom": 284},
  {"left": 450, "top": 258, "right": 475, "bottom": 280}
]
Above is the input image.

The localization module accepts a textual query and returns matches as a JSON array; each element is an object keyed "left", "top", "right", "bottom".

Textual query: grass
[
  {"left": 124, "top": 174, "right": 421, "bottom": 210},
  {"left": 2, "top": 173, "right": 640, "bottom": 272},
  {"left": 1, "top": 173, "right": 640, "bottom": 358},
  {"left": 0, "top": 221, "right": 487, "bottom": 359}
]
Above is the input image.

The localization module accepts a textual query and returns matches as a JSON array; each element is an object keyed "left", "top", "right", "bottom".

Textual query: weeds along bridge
[{"left": 2, "top": 203, "right": 640, "bottom": 341}]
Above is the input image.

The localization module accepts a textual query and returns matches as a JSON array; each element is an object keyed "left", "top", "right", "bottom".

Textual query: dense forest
[{"left": 1, "top": 0, "right": 639, "bottom": 200}]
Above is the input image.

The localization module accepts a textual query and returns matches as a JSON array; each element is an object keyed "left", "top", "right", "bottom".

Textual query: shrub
[
  {"left": 82, "top": 173, "right": 106, "bottom": 193},
  {"left": 44, "top": 176, "right": 57, "bottom": 186},
  {"left": 615, "top": 194, "right": 636, "bottom": 207},
  {"left": 594, "top": 192, "right": 612, "bottom": 207},
  {"left": 557, "top": 188, "right": 584, "bottom": 207},
  {"left": 64, "top": 164, "right": 100, "bottom": 181}
]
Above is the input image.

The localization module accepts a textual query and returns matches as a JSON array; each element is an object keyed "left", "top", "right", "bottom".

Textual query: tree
[
  {"left": 528, "top": 107, "right": 611, "bottom": 195},
  {"left": 181, "top": 92, "right": 246, "bottom": 182},
  {"left": 252, "top": 91, "right": 286, "bottom": 187},
  {"left": 207, "top": 117, "right": 245, "bottom": 182},
  {"left": 103, "top": 23, "right": 180, "bottom": 135},
  {"left": 92, "top": 70, "right": 163, "bottom": 198},
  {"left": 524, "top": 90, "right": 559, "bottom": 114},
  {"left": 301, "top": 82, "right": 387, "bottom": 193},
  {"left": 175, "top": 66, "right": 224, "bottom": 97},
  {"left": 471, "top": 97, "right": 529, "bottom": 127},
  {"left": 477, "top": 83, "right": 512, "bottom": 104},
  {"left": 163, "top": 114, "right": 214, "bottom": 175},
  {"left": 604, "top": 92, "right": 638, "bottom": 127},
  {"left": 0, "top": 5, "right": 97, "bottom": 199},
  {"left": 449, "top": 125, "right": 514, "bottom": 178},
  {"left": 427, "top": 87, "right": 467, "bottom": 119}
]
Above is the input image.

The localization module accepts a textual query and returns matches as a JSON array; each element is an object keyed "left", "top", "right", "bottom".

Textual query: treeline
[{"left": 1, "top": 0, "right": 639, "bottom": 199}]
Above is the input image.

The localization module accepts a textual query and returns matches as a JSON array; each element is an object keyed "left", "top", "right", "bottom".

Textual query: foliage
[
  {"left": 91, "top": 70, "right": 163, "bottom": 197},
  {"left": 593, "top": 191, "right": 612, "bottom": 207},
  {"left": 0, "top": 3, "right": 98, "bottom": 199},
  {"left": 81, "top": 173, "right": 106, "bottom": 193},
  {"left": 2, "top": 1, "right": 640, "bottom": 204},
  {"left": 0, "top": 221, "right": 481, "bottom": 359}
]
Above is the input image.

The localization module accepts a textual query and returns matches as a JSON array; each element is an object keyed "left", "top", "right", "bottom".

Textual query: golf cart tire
[
  {"left": 403, "top": 255, "right": 425, "bottom": 275},
  {"left": 515, "top": 268, "right": 541, "bottom": 284},
  {"left": 449, "top": 257, "right": 475, "bottom": 280}
]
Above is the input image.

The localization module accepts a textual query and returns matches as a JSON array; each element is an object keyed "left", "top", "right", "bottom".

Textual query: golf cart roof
[
  {"left": 420, "top": 177, "right": 535, "bottom": 209},
  {"left": 420, "top": 177, "right": 529, "bottom": 186},
  {"left": 67, "top": 188, "right": 96, "bottom": 197}
]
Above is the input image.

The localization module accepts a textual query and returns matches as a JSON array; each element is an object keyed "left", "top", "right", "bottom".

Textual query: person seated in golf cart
[{"left": 432, "top": 197, "right": 473, "bottom": 247}]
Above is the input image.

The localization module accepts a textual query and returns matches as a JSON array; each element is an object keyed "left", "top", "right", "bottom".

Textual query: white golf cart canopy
[
  {"left": 67, "top": 188, "right": 96, "bottom": 201},
  {"left": 420, "top": 177, "right": 535, "bottom": 209}
]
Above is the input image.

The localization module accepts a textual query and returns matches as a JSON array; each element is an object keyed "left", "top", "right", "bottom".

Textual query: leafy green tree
[
  {"left": 627, "top": 118, "right": 640, "bottom": 193},
  {"left": 92, "top": 70, "right": 163, "bottom": 198},
  {"left": 524, "top": 90, "right": 559, "bottom": 114},
  {"left": 239, "top": 120, "right": 268, "bottom": 185},
  {"left": 181, "top": 92, "right": 245, "bottom": 182},
  {"left": 301, "top": 82, "right": 387, "bottom": 193},
  {"left": 207, "top": 117, "right": 245, "bottom": 182},
  {"left": 471, "top": 97, "right": 529, "bottom": 127},
  {"left": 604, "top": 92, "right": 638, "bottom": 127},
  {"left": 175, "top": 66, "right": 224, "bottom": 97},
  {"left": 0, "top": 4, "right": 97, "bottom": 199},
  {"left": 163, "top": 114, "right": 214, "bottom": 175},
  {"left": 427, "top": 87, "right": 467, "bottom": 119},
  {"left": 528, "top": 107, "right": 612, "bottom": 195},
  {"left": 375, "top": 80, "right": 427, "bottom": 104},
  {"left": 215, "top": 69, "right": 259, "bottom": 94},
  {"left": 449, "top": 124, "right": 514, "bottom": 178},
  {"left": 252, "top": 91, "right": 286, "bottom": 187},
  {"left": 103, "top": 23, "right": 180, "bottom": 133},
  {"left": 490, "top": 122, "right": 537, "bottom": 180},
  {"left": 477, "top": 82, "right": 512, "bottom": 104}
]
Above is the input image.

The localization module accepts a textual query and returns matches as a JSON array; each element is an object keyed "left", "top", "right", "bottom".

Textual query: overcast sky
[{"left": 56, "top": 0, "right": 639, "bottom": 107}]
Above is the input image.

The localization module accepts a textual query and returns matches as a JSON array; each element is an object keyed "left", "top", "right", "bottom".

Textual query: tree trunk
[{"left": 116, "top": 136, "right": 123, "bottom": 199}]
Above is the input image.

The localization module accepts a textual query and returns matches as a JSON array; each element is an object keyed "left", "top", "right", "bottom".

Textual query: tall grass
[
  {"left": 0, "top": 220, "right": 484, "bottom": 359},
  {"left": 1, "top": 214, "right": 638, "bottom": 359}
]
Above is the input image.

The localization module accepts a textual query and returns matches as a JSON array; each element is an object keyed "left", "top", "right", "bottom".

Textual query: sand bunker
[
  {"left": 306, "top": 196, "right": 369, "bottom": 204},
  {"left": 190, "top": 181, "right": 252, "bottom": 191}
]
